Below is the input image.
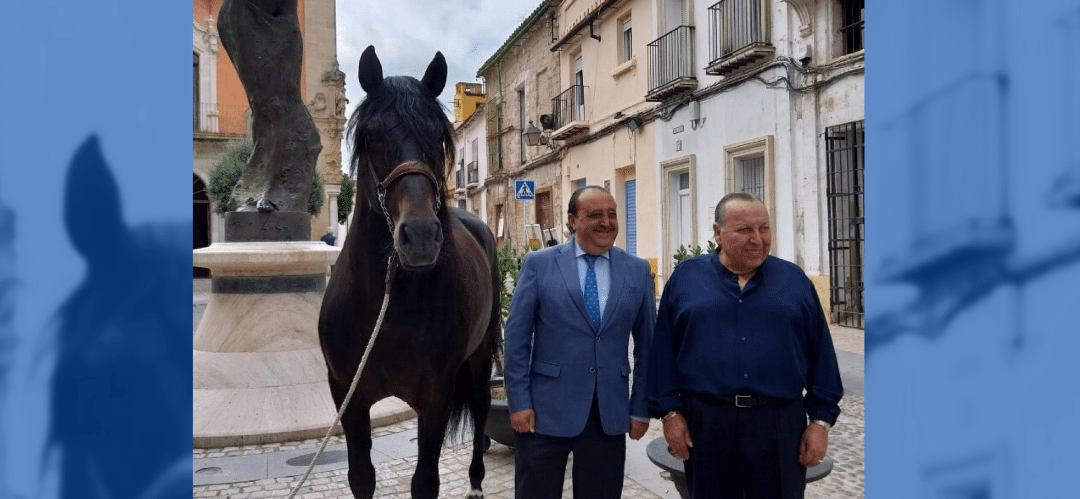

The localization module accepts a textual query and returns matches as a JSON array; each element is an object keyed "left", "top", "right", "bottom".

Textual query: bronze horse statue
[{"left": 318, "top": 46, "right": 500, "bottom": 498}]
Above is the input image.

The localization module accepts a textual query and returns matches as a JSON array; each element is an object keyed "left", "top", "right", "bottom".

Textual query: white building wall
[{"left": 650, "top": 0, "right": 864, "bottom": 304}]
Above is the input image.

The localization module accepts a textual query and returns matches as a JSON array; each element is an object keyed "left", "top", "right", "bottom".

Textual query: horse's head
[{"left": 348, "top": 45, "right": 453, "bottom": 270}]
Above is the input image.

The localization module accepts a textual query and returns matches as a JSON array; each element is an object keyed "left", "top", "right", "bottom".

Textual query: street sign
[{"left": 515, "top": 180, "right": 535, "bottom": 201}]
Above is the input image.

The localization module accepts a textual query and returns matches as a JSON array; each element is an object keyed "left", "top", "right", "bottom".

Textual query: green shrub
[
  {"left": 338, "top": 173, "right": 355, "bottom": 224},
  {"left": 673, "top": 240, "right": 718, "bottom": 268},
  {"left": 208, "top": 140, "right": 324, "bottom": 216}
]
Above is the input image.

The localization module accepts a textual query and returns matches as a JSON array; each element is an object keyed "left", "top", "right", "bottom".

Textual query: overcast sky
[{"left": 335, "top": 0, "right": 543, "bottom": 156}]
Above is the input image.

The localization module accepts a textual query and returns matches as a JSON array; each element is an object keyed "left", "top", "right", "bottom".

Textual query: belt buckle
[{"left": 735, "top": 395, "right": 751, "bottom": 408}]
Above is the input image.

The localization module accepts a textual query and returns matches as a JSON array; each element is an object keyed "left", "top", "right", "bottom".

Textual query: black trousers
[
  {"left": 682, "top": 394, "right": 807, "bottom": 499},
  {"left": 513, "top": 397, "right": 625, "bottom": 499}
]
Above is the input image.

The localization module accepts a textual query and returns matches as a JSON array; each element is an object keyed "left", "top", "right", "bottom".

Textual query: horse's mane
[{"left": 346, "top": 75, "right": 455, "bottom": 197}]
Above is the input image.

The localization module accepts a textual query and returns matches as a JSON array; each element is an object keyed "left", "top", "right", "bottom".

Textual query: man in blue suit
[{"left": 504, "top": 185, "right": 656, "bottom": 499}]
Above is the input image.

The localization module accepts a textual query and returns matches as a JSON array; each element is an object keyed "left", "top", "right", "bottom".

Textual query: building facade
[
  {"left": 192, "top": 0, "right": 347, "bottom": 264},
  {"left": 475, "top": 1, "right": 566, "bottom": 251},
  {"left": 645, "top": 0, "right": 864, "bottom": 324},
  {"left": 549, "top": 0, "right": 660, "bottom": 272}
]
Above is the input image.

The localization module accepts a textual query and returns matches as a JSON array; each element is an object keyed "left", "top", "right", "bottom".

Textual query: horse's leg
[
  {"left": 466, "top": 352, "right": 493, "bottom": 498},
  {"left": 330, "top": 379, "right": 377, "bottom": 498},
  {"left": 411, "top": 397, "right": 454, "bottom": 499}
]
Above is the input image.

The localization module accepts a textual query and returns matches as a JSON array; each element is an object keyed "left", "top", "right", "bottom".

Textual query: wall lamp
[
  {"left": 626, "top": 116, "right": 643, "bottom": 132},
  {"left": 523, "top": 120, "right": 557, "bottom": 148},
  {"left": 523, "top": 121, "right": 544, "bottom": 146}
]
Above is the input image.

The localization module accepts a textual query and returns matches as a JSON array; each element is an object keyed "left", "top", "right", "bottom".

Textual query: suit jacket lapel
[
  {"left": 557, "top": 241, "right": 593, "bottom": 331},
  {"left": 601, "top": 248, "right": 628, "bottom": 333}
]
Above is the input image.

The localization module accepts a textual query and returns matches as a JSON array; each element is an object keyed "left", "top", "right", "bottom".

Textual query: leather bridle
[{"left": 371, "top": 160, "right": 443, "bottom": 235}]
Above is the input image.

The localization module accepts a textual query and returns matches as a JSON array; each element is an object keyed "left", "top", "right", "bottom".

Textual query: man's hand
[
  {"left": 629, "top": 419, "right": 648, "bottom": 440},
  {"left": 510, "top": 409, "right": 536, "bottom": 434},
  {"left": 798, "top": 423, "right": 828, "bottom": 467},
  {"left": 662, "top": 413, "right": 693, "bottom": 460}
]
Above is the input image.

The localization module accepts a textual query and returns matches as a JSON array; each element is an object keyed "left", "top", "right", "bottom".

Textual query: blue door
[{"left": 624, "top": 179, "right": 636, "bottom": 256}]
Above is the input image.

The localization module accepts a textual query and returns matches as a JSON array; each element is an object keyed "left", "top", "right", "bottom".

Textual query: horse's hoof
[{"left": 465, "top": 489, "right": 483, "bottom": 498}]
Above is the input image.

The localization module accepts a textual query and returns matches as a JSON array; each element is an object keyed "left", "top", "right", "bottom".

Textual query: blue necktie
[{"left": 583, "top": 255, "right": 601, "bottom": 331}]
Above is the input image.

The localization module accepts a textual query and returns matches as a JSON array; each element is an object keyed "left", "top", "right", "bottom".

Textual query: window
[
  {"left": 661, "top": 156, "right": 697, "bottom": 282},
  {"left": 704, "top": 0, "right": 774, "bottom": 77},
  {"left": 620, "top": 17, "right": 633, "bottom": 63},
  {"left": 573, "top": 178, "right": 587, "bottom": 191},
  {"left": 574, "top": 55, "right": 585, "bottom": 121},
  {"left": 193, "top": 52, "right": 200, "bottom": 131},
  {"left": 825, "top": 121, "right": 864, "bottom": 328},
  {"left": 724, "top": 136, "right": 774, "bottom": 247},
  {"left": 839, "top": 0, "right": 864, "bottom": 55},
  {"left": 469, "top": 139, "right": 480, "bottom": 185},
  {"left": 735, "top": 155, "right": 765, "bottom": 202}
]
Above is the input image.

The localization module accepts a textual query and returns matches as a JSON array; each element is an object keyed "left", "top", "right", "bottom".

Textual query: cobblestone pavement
[
  {"left": 805, "top": 395, "right": 864, "bottom": 498},
  {"left": 194, "top": 280, "right": 864, "bottom": 498},
  {"left": 194, "top": 394, "right": 863, "bottom": 498},
  {"left": 194, "top": 419, "right": 664, "bottom": 498}
]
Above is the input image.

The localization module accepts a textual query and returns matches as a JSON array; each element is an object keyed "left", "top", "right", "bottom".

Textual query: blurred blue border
[
  {"left": 0, "top": 1, "right": 190, "bottom": 496},
  {"left": 868, "top": 0, "right": 1080, "bottom": 497}
]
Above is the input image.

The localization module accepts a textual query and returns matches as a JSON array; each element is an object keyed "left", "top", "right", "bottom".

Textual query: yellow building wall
[
  {"left": 554, "top": 0, "right": 658, "bottom": 264},
  {"left": 454, "top": 82, "right": 485, "bottom": 123},
  {"left": 194, "top": 0, "right": 308, "bottom": 136}
]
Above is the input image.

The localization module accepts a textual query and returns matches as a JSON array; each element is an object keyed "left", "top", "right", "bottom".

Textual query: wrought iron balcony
[
  {"left": 550, "top": 85, "right": 589, "bottom": 140},
  {"left": 455, "top": 168, "right": 465, "bottom": 190},
  {"left": 646, "top": 26, "right": 697, "bottom": 102},
  {"left": 467, "top": 161, "right": 479, "bottom": 186},
  {"left": 706, "top": 0, "right": 774, "bottom": 76},
  {"left": 194, "top": 102, "right": 249, "bottom": 135}
]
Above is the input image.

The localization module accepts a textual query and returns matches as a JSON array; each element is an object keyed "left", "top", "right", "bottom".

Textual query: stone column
[
  {"left": 325, "top": 183, "right": 341, "bottom": 240},
  {"left": 307, "top": 62, "right": 347, "bottom": 240}
]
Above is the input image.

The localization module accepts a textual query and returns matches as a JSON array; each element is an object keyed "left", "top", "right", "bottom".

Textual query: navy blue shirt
[{"left": 647, "top": 252, "right": 843, "bottom": 424}]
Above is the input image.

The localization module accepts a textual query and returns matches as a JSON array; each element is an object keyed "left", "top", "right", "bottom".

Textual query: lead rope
[{"left": 288, "top": 255, "right": 397, "bottom": 499}]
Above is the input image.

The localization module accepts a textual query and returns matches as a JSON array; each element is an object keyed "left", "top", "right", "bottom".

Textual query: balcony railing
[
  {"left": 550, "top": 85, "right": 589, "bottom": 140},
  {"left": 467, "top": 161, "right": 479, "bottom": 186},
  {"left": 455, "top": 168, "right": 465, "bottom": 190},
  {"left": 706, "top": 0, "right": 774, "bottom": 76},
  {"left": 194, "top": 102, "right": 249, "bottom": 135},
  {"left": 646, "top": 26, "right": 697, "bottom": 102}
]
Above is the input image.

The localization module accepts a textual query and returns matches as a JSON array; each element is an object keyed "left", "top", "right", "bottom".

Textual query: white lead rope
[{"left": 288, "top": 257, "right": 396, "bottom": 499}]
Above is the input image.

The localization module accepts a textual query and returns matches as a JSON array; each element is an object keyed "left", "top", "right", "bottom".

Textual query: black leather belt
[{"left": 717, "top": 395, "right": 776, "bottom": 408}]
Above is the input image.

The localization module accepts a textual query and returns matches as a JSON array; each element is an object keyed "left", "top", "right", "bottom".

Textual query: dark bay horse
[{"left": 318, "top": 46, "right": 500, "bottom": 499}]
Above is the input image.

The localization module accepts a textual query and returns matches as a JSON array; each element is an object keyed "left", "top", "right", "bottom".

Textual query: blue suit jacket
[{"left": 503, "top": 240, "right": 655, "bottom": 437}]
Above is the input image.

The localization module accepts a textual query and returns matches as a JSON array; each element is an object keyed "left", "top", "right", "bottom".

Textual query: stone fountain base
[{"left": 193, "top": 240, "right": 341, "bottom": 447}]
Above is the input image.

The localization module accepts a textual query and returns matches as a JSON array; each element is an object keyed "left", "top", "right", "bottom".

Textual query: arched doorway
[{"left": 193, "top": 174, "right": 211, "bottom": 277}]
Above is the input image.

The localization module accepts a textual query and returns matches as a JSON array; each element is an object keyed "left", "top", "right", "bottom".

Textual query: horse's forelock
[{"left": 347, "top": 75, "right": 454, "bottom": 190}]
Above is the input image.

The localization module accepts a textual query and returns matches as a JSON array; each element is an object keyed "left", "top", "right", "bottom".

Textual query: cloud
[{"left": 336, "top": 0, "right": 541, "bottom": 140}]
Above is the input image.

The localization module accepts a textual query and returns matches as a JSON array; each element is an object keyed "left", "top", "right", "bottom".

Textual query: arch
[{"left": 193, "top": 174, "right": 211, "bottom": 277}]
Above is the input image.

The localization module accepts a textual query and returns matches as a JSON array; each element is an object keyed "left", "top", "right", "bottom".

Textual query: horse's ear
[
  {"left": 421, "top": 52, "right": 447, "bottom": 96},
  {"left": 64, "top": 135, "right": 127, "bottom": 261},
  {"left": 358, "top": 45, "right": 383, "bottom": 94}
]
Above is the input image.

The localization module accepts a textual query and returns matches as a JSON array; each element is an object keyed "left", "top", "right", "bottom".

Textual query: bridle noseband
[{"left": 373, "top": 160, "right": 443, "bottom": 235}]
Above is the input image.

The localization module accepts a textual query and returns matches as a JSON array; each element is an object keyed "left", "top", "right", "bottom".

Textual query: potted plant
[{"left": 485, "top": 243, "right": 526, "bottom": 447}]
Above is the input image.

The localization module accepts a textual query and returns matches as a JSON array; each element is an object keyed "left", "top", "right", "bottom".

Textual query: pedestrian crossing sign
[{"left": 515, "top": 180, "right": 535, "bottom": 201}]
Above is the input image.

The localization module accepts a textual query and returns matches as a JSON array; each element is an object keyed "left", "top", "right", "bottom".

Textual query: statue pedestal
[{"left": 193, "top": 241, "right": 340, "bottom": 447}]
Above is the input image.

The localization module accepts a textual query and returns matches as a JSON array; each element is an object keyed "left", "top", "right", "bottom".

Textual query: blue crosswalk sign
[{"left": 515, "top": 180, "right": 535, "bottom": 201}]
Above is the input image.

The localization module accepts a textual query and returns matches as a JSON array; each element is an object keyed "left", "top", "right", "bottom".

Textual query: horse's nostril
[{"left": 399, "top": 222, "right": 412, "bottom": 248}]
